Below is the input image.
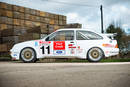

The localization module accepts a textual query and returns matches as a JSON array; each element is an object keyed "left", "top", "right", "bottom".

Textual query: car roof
[
  {"left": 56, "top": 28, "right": 93, "bottom": 32},
  {"left": 56, "top": 28, "right": 101, "bottom": 34},
  {"left": 57, "top": 28, "right": 82, "bottom": 31}
]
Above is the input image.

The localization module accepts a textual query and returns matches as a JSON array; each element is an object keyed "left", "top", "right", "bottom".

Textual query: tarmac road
[{"left": 0, "top": 62, "right": 130, "bottom": 87}]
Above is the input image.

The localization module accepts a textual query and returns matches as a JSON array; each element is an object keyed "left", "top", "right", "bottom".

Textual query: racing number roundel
[{"left": 53, "top": 41, "right": 65, "bottom": 50}]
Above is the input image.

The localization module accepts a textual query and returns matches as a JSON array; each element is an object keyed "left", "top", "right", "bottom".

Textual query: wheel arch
[
  {"left": 19, "top": 47, "right": 37, "bottom": 60},
  {"left": 87, "top": 46, "right": 105, "bottom": 59}
]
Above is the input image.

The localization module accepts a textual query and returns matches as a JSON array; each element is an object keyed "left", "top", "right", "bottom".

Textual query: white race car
[{"left": 10, "top": 29, "right": 119, "bottom": 62}]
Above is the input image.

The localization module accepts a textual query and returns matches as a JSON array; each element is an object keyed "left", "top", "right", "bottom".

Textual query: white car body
[{"left": 10, "top": 29, "right": 119, "bottom": 62}]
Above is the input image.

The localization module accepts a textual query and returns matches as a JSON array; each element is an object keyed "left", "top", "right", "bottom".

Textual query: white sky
[{"left": 0, "top": 0, "right": 130, "bottom": 33}]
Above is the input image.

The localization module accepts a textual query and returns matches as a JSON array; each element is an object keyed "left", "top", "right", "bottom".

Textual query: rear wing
[{"left": 101, "top": 33, "right": 117, "bottom": 40}]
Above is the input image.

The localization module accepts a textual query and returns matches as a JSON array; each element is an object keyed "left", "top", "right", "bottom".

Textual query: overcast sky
[{"left": 1, "top": 0, "right": 130, "bottom": 33}]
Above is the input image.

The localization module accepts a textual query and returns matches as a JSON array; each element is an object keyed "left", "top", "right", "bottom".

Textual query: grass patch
[
  {"left": 101, "top": 58, "right": 130, "bottom": 62},
  {"left": 0, "top": 54, "right": 11, "bottom": 61},
  {"left": 53, "top": 58, "right": 130, "bottom": 63},
  {"left": 0, "top": 57, "right": 11, "bottom": 61},
  {"left": 38, "top": 58, "right": 130, "bottom": 63},
  {"left": 0, "top": 56, "right": 130, "bottom": 63}
]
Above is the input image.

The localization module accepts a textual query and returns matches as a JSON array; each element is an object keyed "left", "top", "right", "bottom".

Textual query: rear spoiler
[{"left": 101, "top": 33, "right": 117, "bottom": 40}]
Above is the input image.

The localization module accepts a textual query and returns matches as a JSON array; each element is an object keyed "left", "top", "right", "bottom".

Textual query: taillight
[
  {"left": 102, "top": 44, "right": 115, "bottom": 48},
  {"left": 115, "top": 44, "right": 118, "bottom": 48}
]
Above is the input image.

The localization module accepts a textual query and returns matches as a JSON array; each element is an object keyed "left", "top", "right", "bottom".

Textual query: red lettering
[{"left": 53, "top": 41, "right": 65, "bottom": 50}]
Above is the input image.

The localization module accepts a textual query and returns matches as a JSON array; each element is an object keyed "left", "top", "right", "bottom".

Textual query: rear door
[
  {"left": 75, "top": 30, "right": 104, "bottom": 58},
  {"left": 44, "top": 30, "right": 76, "bottom": 58}
]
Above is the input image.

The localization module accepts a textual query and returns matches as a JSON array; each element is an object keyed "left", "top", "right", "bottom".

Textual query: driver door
[{"left": 44, "top": 30, "right": 76, "bottom": 58}]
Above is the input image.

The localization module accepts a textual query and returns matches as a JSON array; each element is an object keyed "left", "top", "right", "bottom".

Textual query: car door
[
  {"left": 44, "top": 30, "right": 77, "bottom": 58},
  {"left": 75, "top": 30, "right": 103, "bottom": 58}
]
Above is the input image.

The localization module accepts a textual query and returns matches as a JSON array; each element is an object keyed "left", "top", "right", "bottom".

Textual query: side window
[
  {"left": 65, "top": 31, "right": 74, "bottom": 40},
  {"left": 76, "top": 31, "right": 87, "bottom": 40},
  {"left": 76, "top": 30, "right": 103, "bottom": 40},
  {"left": 46, "top": 30, "right": 74, "bottom": 41}
]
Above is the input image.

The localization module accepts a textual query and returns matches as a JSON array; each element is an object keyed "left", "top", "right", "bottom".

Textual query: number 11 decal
[{"left": 40, "top": 46, "right": 50, "bottom": 54}]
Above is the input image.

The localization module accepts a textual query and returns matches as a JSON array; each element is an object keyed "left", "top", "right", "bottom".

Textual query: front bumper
[{"left": 10, "top": 50, "right": 20, "bottom": 60}]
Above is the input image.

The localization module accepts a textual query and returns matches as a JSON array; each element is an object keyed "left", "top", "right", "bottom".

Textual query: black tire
[
  {"left": 87, "top": 47, "right": 104, "bottom": 62},
  {"left": 20, "top": 47, "right": 37, "bottom": 63}
]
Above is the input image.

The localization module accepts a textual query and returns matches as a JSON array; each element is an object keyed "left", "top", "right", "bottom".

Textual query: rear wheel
[
  {"left": 20, "top": 47, "right": 37, "bottom": 63},
  {"left": 87, "top": 47, "right": 104, "bottom": 62}
]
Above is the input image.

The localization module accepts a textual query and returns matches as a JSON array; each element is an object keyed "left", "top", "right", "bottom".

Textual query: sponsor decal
[
  {"left": 35, "top": 41, "right": 51, "bottom": 46},
  {"left": 77, "top": 46, "right": 83, "bottom": 53},
  {"left": 68, "top": 44, "right": 76, "bottom": 54},
  {"left": 68, "top": 44, "right": 76, "bottom": 48},
  {"left": 78, "top": 46, "right": 80, "bottom": 49},
  {"left": 39, "top": 41, "right": 51, "bottom": 46},
  {"left": 13, "top": 54, "right": 17, "bottom": 57},
  {"left": 54, "top": 50, "right": 65, "bottom": 55},
  {"left": 39, "top": 41, "right": 51, "bottom": 44},
  {"left": 69, "top": 46, "right": 76, "bottom": 48},
  {"left": 70, "top": 48, "right": 75, "bottom": 54},
  {"left": 35, "top": 42, "right": 38, "bottom": 46},
  {"left": 68, "top": 44, "right": 73, "bottom": 47},
  {"left": 53, "top": 41, "right": 65, "bottom": 50}
]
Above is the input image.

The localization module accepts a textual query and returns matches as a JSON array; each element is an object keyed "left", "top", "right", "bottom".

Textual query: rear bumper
[{"left": 104, "top": 48, "right": 119, "bottom": 57}]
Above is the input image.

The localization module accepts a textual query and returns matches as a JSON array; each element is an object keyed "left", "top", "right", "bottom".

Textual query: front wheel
[
  {"left": 87, "top": 47, "right": 104, "bottom": 62},
  {"left": 20, "top": 47, "right": 37, "bottom": 63}
]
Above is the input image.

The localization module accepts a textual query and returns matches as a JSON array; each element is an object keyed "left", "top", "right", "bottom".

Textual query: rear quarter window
[{"left": 76, "top": 30, "right": 103, "bottom": 40}]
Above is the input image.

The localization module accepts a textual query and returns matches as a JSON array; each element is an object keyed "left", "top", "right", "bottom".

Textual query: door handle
[{"left": 70, "top": 42, "right": 74, "bottom": 43}]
